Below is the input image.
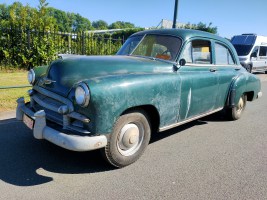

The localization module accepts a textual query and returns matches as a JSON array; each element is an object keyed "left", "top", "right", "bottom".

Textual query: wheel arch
[{"left": 121, "top": 105, "right": 160, "bottom": 134}]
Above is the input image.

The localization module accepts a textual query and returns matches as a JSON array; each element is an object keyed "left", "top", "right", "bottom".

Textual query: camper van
[{"left": 231, "top": 34, "right": 267, "bottom": 73}]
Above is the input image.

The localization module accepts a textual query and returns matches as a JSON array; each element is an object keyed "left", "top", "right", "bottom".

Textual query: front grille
[{"left": 30, "top": 86, "right": 90, "bottom": 135}]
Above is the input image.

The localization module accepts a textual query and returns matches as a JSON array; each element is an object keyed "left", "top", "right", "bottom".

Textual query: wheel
[
  {"left": 226, "top": 94, "right": 247, "bottom": 120},
  {"left": 246, "top": 65, "right": 252, "bottom": 73},
  {"left": 102, "top": 110, "right": 151, "bottom": 168},
  {"left": 265, "top": 70, "right": 267, "bottom": 74}
]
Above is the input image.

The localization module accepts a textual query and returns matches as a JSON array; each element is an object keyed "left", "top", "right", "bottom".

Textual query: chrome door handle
[{"left": 210, "top": 68, "right": 217, "bottom": 72}]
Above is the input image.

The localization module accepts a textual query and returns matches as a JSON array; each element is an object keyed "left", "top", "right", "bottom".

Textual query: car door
[
  {"left": 212, "top": 41, "right": 241, "bottom": 108},
  {"left": 178, "top": 39, "right": 219, "bottom": 121}
]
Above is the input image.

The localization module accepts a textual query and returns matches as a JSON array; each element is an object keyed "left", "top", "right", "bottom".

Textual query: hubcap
[
  {"left": 236, "top": 96, "right": 244, "bottom": 114},
  {"left": 117, "top": 123, "right": 144, "bottom": 156}
]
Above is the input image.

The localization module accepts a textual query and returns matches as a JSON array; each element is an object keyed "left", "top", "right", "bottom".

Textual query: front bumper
[{"left": 16, "top": 97, "right": 107, "bottom": 152}]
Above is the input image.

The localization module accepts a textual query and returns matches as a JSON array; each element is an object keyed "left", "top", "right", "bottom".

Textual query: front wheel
[
  {"left": 226, "top": 94, "right": 247, "bottom": 120},
  {"left": 246, "top": 65, "right": 252, "bottom": 73},
  {"left": 102, "top": 110, "right": 151, "bottom": 168}
]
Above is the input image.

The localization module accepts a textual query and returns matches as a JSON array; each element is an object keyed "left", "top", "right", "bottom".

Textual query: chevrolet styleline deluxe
[{"left": 17, "top": 29, "right": 262, "bottom": 167}]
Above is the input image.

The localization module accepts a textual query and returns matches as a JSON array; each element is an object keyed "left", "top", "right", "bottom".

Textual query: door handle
[{"left": 210, "top": 68, "right": 217, "bottom": 72}]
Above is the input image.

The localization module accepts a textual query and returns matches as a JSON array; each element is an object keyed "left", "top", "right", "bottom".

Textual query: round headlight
[
  {"left": 75, "top": 83, "right": 90, "bottom": 107},
  {"left": 27, "top": 69, "right": 35, "bottom": 85}
]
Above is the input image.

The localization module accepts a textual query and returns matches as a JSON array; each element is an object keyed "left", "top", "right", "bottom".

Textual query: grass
[{"left": 0, "top": 71, "right": 30, "bottom": 111}]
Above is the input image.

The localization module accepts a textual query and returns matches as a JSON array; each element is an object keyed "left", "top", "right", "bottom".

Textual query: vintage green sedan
[{"left": 17, "top": 29, "right": 262, "bottom": 167}]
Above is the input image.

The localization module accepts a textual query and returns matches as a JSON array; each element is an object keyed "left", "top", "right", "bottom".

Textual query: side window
[
  {"left": 259, "top": 46, "right": 267, "bottom": 57},
  {"left": 181, "top": 40, "right": 212, "bottom": 64},
  {"left": 251, "top": 46, "right": 259, "bottom": 58},
  {"left": 215, "top": 43, "right": 235, "bottom": 65}
]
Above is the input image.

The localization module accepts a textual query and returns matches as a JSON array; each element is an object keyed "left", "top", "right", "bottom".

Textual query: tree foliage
[
  {"left": 92, "top": 20, "right": 109, "bottom": 30},
  {"left": 109, "top": 21, "right": 135, "bottom": 29},
  {"left": 181, "top": 22, "right": 217, "bottom": 34}
]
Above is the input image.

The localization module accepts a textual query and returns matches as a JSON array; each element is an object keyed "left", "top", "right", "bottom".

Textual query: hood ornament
[{"left": 40, "top": 77, "right": 56, "bottom": 85}]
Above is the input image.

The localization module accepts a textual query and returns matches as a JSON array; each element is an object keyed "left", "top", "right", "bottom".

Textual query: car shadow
[
  {"left": 0, "top": 118, "right": 114, "bottom": 187},
  {"left": 0, "top": 112, "right": 228, "bottom": 186}
]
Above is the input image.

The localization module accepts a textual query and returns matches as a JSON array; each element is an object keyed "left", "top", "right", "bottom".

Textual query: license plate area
[{"left": 23, "top": 114, "right": 34, "bottom": 130}]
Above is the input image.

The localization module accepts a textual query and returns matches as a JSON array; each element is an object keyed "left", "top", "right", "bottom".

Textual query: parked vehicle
[
  {"left": 17, "top": 29, "right": 262, "bottom": 168},
  {"left": 231, "top": 33, "right": 267, "bottom": 73}
]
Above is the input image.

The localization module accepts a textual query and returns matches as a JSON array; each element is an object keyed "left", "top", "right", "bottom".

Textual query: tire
[
  {"left": 246, "top": 65, "right": 252, "bottom": 73},
  {"left": 102, "top": 110, "right": 151, "bottom": 168},
  {"left": 226, "top": 94, "right": 247, "bottom": 120}
]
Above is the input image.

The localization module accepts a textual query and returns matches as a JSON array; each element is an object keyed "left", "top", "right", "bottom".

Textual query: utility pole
[{"left": 172, "top": 0, "right": 179, "bottom": 28}]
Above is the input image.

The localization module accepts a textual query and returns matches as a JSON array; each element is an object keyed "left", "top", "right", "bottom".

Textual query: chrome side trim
[{"left": 159, "top": 107, "right": 223, "bottom": 132}]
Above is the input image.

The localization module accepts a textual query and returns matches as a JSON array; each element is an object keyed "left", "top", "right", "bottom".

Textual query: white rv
[{"left": 231, "top": 34, "right": 267, "bottom": 73}]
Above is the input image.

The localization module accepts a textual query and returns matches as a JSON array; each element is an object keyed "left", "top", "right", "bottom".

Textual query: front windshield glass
[
  {"left": 117, "top": 34, "right": 182, "bottom": 61},
  {"left": 233, "top": 44, "right": 253, "bottom": 56}
]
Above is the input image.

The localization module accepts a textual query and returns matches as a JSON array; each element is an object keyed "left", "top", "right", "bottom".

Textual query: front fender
[{"left": 77, "top": 73, "right": 181, "bottom": 134}]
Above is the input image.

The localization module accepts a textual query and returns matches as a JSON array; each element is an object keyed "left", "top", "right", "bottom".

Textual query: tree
[
  {"left": 72, "top": 13, "right": 92, "bottom": 32},
  {"left": 182, "top": 22, "right": 217, "bottom": 34},
  {"left": 92, "top": 20, "right": 108, "bottom": 30},
  {"left": 109, "top": 21, "right": 135, "bottom": 29},
  {"left": 47, "top": 7, "right": 72, "bottom": 32}
]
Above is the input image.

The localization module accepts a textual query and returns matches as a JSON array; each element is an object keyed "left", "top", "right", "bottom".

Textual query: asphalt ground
[{"left": 0, "top": 73, "right": 266, "bottom": 200}]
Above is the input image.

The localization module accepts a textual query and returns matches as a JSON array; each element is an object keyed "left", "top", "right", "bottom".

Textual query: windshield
[
  {"left": 117, "top": 34, "right": 182, "bottom": 61},
  {"left": 231, "top": 35, "right": 256, "bottom": 56},
  {"left": 233, "top": 44, "right": 253, "bottom": 56}
]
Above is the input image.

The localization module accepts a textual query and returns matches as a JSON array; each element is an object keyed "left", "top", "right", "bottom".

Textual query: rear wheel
[
  {"left": 226, "top": 94, "right": 247, "bottom": 120},
  {"left": 102, "top": 110, "right": 151, "bottom": 168}
]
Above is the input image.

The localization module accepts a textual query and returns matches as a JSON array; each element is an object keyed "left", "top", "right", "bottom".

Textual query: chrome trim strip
[
  {"left": 33, "top": 85, "right": 74, "bottom": 112},
  {"left": 159, "top": 107, "right": 223, "bottom": 132},
  {"left": 32, "top": 95, "right": 59, "bottom": 113}
]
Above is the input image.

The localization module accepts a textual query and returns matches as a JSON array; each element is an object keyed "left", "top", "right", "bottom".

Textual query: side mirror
[{"left": 179, "top": 58, "right": 186, "bottom": 66}]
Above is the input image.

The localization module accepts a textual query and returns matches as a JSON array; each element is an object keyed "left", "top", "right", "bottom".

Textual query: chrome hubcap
[
  {"left": 237, "top": 96, "right": 244, "bottom": 113},
  {"left": 117, "top": 123, "right": 144, "bottom": 156}
]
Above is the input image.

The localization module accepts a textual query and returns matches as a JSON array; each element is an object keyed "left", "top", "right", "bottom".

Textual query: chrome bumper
[{"left": 16, "top": 97, "right": 107, "bottom": 152}]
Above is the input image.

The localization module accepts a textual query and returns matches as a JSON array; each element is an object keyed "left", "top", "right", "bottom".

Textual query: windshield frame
[{"left": 117, "top": 34, "right": 182, "bottom": 62}]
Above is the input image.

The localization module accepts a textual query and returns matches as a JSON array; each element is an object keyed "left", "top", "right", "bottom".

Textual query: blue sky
[{"left": 2, "top": 0, "right": 267, "bottom": 38}]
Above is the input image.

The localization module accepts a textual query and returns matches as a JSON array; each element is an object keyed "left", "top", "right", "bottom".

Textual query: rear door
[{"left": 213, "top": 41, "right": 240, "bottom": 108}]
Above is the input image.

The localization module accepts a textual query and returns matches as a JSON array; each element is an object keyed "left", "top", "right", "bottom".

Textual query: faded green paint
[{"left": 29, "top": 29, "right": 261, "bottom": 135}]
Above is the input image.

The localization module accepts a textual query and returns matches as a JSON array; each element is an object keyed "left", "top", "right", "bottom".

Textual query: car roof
[{"left": 131, "top": 28, "right": 228, "bottom": 44}]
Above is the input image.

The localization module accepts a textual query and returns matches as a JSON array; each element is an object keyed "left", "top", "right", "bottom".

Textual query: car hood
[{"left": 38, "top": 55, "right": 174, "bottom": 97}]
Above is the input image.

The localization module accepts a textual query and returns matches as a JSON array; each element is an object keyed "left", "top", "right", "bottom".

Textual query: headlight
[
  {"left": 75, "top": 83, "right": 90, "bottom": 107},
  {"left": 27, "top": 69, "right": 35, "bottom": 85}
]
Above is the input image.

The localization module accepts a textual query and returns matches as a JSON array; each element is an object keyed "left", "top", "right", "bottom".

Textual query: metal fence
[{"left": 0, "top": 28, "right": 124, "bottom": 68}]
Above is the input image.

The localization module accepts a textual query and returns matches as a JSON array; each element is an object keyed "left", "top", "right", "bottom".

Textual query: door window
[
  {"left": 215, "top": 43, "right": 235, "bottom": 65},
  {"left": 181, "top": 40, "right": 212, "bottom": 64},
  {"left": 259, "top": 46, "right": 267, "bottom": 57}
]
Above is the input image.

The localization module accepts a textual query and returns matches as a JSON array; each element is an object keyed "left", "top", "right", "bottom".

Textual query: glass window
[
  {"left": 118, "top": 34, "right": 182, "bottom": 61},
  {"left": 215, "top": 43, "right": 235, "bottom": 65},
  {"left": 259, "top": 46, "right": 267, "bottom": 57},
  {"left": 117, "top": 35, "right": 143, "bottom": 55},
  {"left": 181, "top": 40, "right": 211, "bottom": 64},
  {"left": 251, "top": 46, "right": 259, "bottom": 57}
]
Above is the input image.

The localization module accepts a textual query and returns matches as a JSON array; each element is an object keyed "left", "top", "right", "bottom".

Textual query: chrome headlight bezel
[
  {"left": 75, "top": 82, "right": 90, "bottom": 107},
  {"left": 27, "top": 69, "right": 35, "bottom": 85}
]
